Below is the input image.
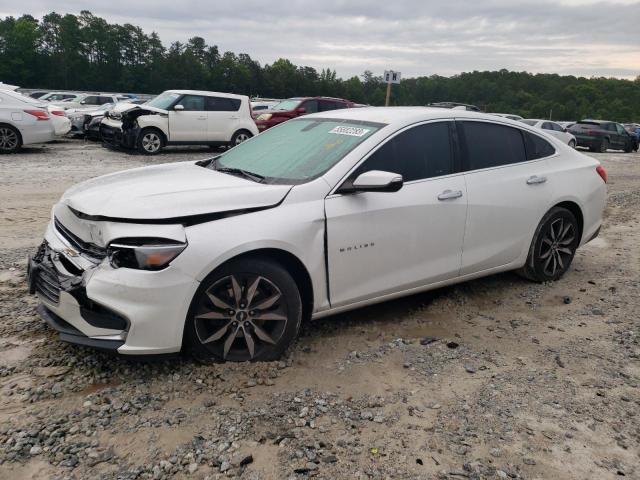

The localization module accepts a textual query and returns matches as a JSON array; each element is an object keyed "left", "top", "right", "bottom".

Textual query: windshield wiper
[{"left": 216, "top": 166, "right": 265, "bottom": 183}]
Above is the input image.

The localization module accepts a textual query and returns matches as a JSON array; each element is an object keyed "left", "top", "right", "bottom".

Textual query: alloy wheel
[
  {"left": 234, "top": 132, "right": 250, "bottom": 145},
  {"left": 194, "top": 274, "right": 288, "bottom": 361},
  {"left": 538, "top": 217, "right": 575, "bottom": 277},
  {"left": 0, "top": 127, "right": 19, "bottom": 151},
  {"left": 141, "top": 132, "right": 161, "bottom": 153}
]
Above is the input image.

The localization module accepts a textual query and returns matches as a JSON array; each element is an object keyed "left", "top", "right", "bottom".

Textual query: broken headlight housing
[{"left": 107, "top": 239, "right": 187, "bottom": 271}]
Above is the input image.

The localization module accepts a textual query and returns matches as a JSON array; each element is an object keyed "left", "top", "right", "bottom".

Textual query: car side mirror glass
[
  {"left": 345, "top": 170, "right": 403, "bottom": 193},
  {"left": 296, "top": 107, "right": 306, "bottom": 114},
  {"left": 174, "top": 104, "right": 184, "bottom": 111}
]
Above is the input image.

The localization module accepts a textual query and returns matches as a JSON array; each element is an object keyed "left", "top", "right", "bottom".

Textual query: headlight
[
  {"left": 107, "top": 239, "right": 187, "bottom": 271},
  {"left": 257, "top": 113, "right": 272, "bottom": 121}
]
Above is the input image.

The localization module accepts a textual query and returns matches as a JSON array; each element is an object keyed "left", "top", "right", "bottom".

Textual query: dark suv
[
  {"left": 254, "top": 96, "right": 355, "bottom": 131},
  {"left": 569, "top": 120, "right": 637, "bottom": 153}
]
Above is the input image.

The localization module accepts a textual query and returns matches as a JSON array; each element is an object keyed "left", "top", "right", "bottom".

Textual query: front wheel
[
  {"left": 185, "top": 257, "right": 302, "bottom": 362},
  {"left": 0, "top": 125, "right": 21, "bottom": 153},
  {"left": 517, "top": 207, "right": 580, "bottom": 282},
  {"left": 136, "top": 128, "right": 164, "bottom": 155}
]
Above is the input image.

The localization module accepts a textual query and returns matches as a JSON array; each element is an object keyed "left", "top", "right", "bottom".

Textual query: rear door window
[
  {"left": 460, "top": 121, "right": 527, "bottom": 170},
  {"left": 206, "top": 96, "right": 241, "bottom": 112},
  {"left": 354, "top": 122, "right": 454, "bottom": 182},
  {"left": 82, "top": 96, "right": 100, "bottom": 105}
]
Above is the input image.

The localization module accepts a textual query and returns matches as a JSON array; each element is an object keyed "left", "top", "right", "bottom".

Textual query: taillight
[
  {"left": 24, "top": 109, "right": 49, "bottom": 121},
  {"left": 50, "top": 110, "right": 65, "bottom": 116},
  {"left": 596, "top": 165, "right": 607, "bottom": 184}
]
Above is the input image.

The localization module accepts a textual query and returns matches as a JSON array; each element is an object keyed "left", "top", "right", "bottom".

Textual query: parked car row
[{"left": 568, "top": 120, "right": 638, "bottom": 153}]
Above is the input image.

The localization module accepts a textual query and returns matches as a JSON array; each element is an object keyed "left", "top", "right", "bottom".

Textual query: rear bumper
[
  {"left": 18, "top": 122, "right": 56, "bottom": 145},
  {"left": 574, "top": 136, "right": 603, "bottom": 149}
]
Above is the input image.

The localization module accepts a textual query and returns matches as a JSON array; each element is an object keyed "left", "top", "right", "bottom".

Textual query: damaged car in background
[
  {"left": 28, "top": 108, "right": 606, "bottom": 362},
  {"left": 100, "top": 90, "right": 258, "bottom": 154},
  {"left": 67, "top": 100, "right": 145, "bottom": 140}
]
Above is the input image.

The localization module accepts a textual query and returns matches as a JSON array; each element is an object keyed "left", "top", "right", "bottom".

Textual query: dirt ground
[{"left": 0, "top": 139, "right": 638, "bottom": 480}]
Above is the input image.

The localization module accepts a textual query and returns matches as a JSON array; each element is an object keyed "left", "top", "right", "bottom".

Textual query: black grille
[
  {"left": 35, "top": 260, "right": 61, "bottom": 304},
  {"left": 54, "top": 218, "right": 107, "bottom": 260}
]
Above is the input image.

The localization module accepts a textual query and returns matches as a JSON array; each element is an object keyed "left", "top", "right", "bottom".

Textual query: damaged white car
[
  {"left": 29, "top": 108, "right": 606, "bottom": 362},
  {"left": 100, "top": 90, "right": 258, "bottom": 154}
]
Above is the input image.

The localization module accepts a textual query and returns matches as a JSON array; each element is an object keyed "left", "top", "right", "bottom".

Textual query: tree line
[{"left": 1, "top": 11, "right": 639, "bottom": 121}]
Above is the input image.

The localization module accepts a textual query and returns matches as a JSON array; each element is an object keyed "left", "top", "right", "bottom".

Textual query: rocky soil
[{"left": 0, "top": 140, "right": 638, "bottom": 479}]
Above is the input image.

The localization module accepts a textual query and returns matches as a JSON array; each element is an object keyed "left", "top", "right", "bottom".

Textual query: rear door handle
[
  {"left": 198, "top": 116, "right": 207, "bottom": 120},
  {"left": 527, "top": 175, "right": 547, "bottom": 185},
  {"left": 437, "top": 189, "right": 463, "bottom": 201}
]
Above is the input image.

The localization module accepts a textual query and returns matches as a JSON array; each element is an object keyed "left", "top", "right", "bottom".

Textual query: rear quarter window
[
  {"left": 523, "top": 131, "right": 556, "bottom": 160},
  {"left": 206, "top": 97, "right": 241, "bottom": 112}
]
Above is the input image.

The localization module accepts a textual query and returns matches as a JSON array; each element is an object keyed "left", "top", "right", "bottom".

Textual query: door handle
[
  {"left": 526, "top": 175, "right": 547, "bottom": 185},
  {"left": 229, "top": 116, "right": 239, "bottom": 120},
  {"left": 197, "top": 116, "right": 207, "bottom": 120},
  {"left": 437, "top": 189, "right": 463, "bottom": 201}
]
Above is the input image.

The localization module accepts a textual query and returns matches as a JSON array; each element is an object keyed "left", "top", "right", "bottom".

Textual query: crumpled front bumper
[{"left": 28, "top": 221, "right": 199, "bottom": 355}]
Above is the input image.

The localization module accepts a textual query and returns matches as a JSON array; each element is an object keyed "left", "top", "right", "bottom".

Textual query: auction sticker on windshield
[{"left": 329, "top": 126, "right": 371, "bottom": 137}]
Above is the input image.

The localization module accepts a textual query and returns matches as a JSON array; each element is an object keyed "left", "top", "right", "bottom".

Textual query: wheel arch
[
  {"left": 138, "top": 125, "right": 167, "bottom": 146},
  {"left": 551, "top": 200, "right": 584, "bottom": 241},
  {"left": 196, "top": 248, "right": 314, "bottom": 323},
  {"left": 0, "top": 122, "right": 23, "bottom": 144}
]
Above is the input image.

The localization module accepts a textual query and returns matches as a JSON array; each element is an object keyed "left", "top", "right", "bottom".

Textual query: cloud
[{"left": 2, "top": 0, "right": 639, "bottom": 78}]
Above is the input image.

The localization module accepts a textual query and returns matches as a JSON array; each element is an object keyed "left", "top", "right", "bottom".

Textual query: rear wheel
[
  {"left": 517, "top": 207, "right": 580, "bottom": 282},
  {"left": 568, "top": 139, "right": 576, "bottom": 149},
  {"left": 229, "top": 130, "right": 252, "bottom": 148},
  {"left": 0, "top": 125, "right": 21, "bottom": 153},
  {"left": 185, "top": 257, "right": 302, "bottom": 362},
  {"left": 136, "top": 128, "right": 164, "bottom": 155},
  {"left": 599, "top": 139, "right": 609, "bottom": 153}
]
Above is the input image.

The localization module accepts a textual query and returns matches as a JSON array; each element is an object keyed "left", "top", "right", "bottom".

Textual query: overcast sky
[{"left": 2, "top": 0, "right": 639, "bottom": 79}]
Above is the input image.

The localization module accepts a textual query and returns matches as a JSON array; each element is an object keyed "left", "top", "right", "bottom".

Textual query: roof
[
  {"left": 306, "top": 106, "right": 519, "bottom": 127},
  {"left": 166, "top": 89, "right": 247, "bottom": 99}
]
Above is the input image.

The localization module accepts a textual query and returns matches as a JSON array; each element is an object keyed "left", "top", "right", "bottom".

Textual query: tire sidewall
[
  {"left": 600, "top": 139, "right": 608, "bottom": 153},
  {"left": 0, "top": 125, "right": 22, "bottom": 154},
  {"left": 230, "top": 130, "right": 252, "bottom": 147},
  {"left": 528, "top": 207, "right": 579, "bottom": 282},
  {"left": 137, "top": 128, "right": 163, "bottom": 155},
  {"left": 184, "top": 257, "right": 302, "bottom": 362}
]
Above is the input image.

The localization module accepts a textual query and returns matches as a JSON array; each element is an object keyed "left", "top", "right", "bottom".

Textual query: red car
[{"left": 253, "top": 96, "right": 355, "bottom": 131}]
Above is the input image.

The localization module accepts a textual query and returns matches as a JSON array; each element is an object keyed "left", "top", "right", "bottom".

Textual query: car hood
[
  {"left": 112, "top": 102, "right": 167, "bottom": 115},
  {"left": 60, "top": 161, "right": 292, "bottom": 221}
]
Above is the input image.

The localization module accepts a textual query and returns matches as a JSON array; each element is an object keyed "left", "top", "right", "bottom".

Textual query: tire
[
  {"left": 624, "top": 142, "right": 633, "bottom": 153},
  {"left": 229, "top": 130, "right": 252, "bottom": 148},
  {"left": 568, "top": 139, "right": 576, "bottom": 149},
  {"left": 184, "top": 257, "right": 302, "bottom": 363},
  {"left": 136, "top": 128, "right": 164, "bottom": 155},
  {"left": 0, "top": 125, "right": 22, "bottom": 153},
  {"left": 517, "top": 207, "right": 580, "bottom": 282},
  {"left": 599, "top": 139, "right": 609, "bottom": 153}
]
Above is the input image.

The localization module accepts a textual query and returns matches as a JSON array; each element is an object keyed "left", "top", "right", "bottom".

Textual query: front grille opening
[
  {"left": 35, "top": 264, "right": 61, "bottom": 304},
  {"left": 58, "top": 254, "right": 84, "bottom": 276},
  {"left": 54, "top": 217, "right": 107, "bottom": 260}
]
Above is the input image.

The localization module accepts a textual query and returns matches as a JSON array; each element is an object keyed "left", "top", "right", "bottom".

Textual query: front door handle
[
  {"left": 197, "top": 116, "right": 207, "bottom": 120},
  {"left": 437, "top": 189, "right": 463, "bottom": 201},
  {"left": 527, "top": 175, "right": 547, "bottom": 185}
]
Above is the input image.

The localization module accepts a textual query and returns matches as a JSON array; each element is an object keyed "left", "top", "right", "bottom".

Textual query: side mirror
[
  {"left": 80, "top": 101, "right": 86, "bottom": 105},
  {"left": 346, "top": 170, "right": 403, "bottom": 193},
  {"left": 174, "top": 104, "right": 184, "bottom": 111},
  {"left": 295, "top": 107, "right": 306, "bottom": 114}
]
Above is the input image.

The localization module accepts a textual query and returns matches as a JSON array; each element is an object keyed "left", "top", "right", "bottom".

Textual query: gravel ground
[{"left": 0, "top": 139, "right": 638, "bottom": 480}]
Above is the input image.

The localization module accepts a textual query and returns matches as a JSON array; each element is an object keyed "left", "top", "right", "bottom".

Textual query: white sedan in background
[
  {"left": 0, "top": 89, "right": 57, "bottom": 153},
  {"left": 521, "top": 119, "right": 576, "bottom": 148},
  {"left": 29, "top": 108, "right": 606, "bottom": 361}
]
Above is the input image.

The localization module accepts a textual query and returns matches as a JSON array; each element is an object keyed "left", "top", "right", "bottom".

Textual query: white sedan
[
  {"left": 0, "top": 89, "right": 57, "bottom": 153},
  {"left": 521, "top": 119, "right": 577, "bottom": 148},
  {"left": 29, "top": 108, "right": 606, "bottom": 361}
]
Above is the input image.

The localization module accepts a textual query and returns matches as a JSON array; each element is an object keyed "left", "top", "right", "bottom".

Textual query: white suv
[{"left": 100, "top": 90, "right": 259, "bottom": 154}]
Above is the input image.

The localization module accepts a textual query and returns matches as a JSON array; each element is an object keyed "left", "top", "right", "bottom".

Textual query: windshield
[
  {"left": 272, "top": 98, "right": 303, "bottom": 111},
  {"left": 147, "top": 91, "right": 181, "bottom": 110},
  {"left": 213, "top": 118, "right": 384, "bottom": 184}
]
